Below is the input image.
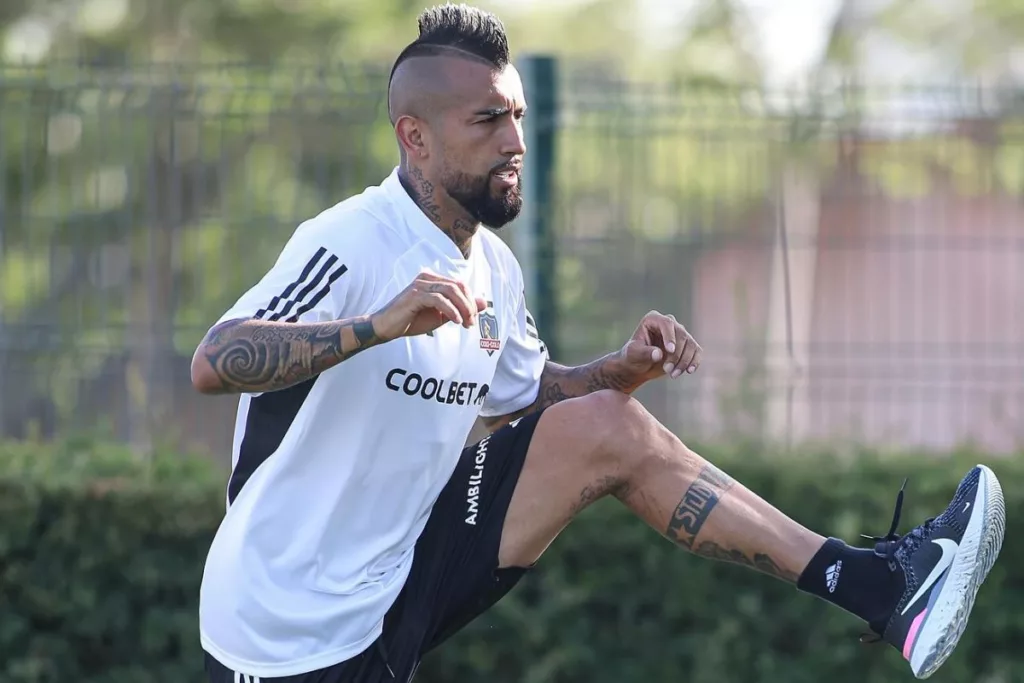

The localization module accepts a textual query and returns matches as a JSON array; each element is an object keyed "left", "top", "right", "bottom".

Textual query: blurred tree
[
  {"left": 0, "top": 0, "right": 1020, "bottom": 452},
  {"left": 0, "top": 0, "right": 426, "bottom": 449}
]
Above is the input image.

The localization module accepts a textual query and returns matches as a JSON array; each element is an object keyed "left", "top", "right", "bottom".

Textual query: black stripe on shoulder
[
  {"left": 270, "top": 254, "right": 339, "bottom": 322},
  {"left": 286, "top": 264, "right": 349, "bottom": 323},
  {"left": 255, "top": 247, "right": 327, "bottom": 320}
]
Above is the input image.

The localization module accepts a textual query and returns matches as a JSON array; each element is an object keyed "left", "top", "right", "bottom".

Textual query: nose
[{"left": 500, "top": 118, "right": 527, "bottom": 157}]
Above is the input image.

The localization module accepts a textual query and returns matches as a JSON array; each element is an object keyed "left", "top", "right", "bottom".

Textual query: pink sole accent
[{"left": 903, "top": 610, "right": 928, "bottom": 660}]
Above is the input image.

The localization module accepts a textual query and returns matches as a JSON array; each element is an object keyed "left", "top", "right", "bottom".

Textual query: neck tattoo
[{"left": 399, "top": 166, "right": 477, "bottom": 259}]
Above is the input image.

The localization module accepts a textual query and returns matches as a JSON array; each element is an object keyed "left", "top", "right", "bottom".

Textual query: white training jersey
[{"left": 198, "top": 167, "right": 548, "bottom": 678}]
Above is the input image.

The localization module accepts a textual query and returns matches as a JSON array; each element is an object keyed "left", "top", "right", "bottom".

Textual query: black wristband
[{"left": 353, "top": 319, "right": 376, "bottom": 345}]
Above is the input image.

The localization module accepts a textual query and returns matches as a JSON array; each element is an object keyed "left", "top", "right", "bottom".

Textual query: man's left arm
[
  {"left": 479, "top": 353, "right": 626, "bottom": 432},
  {"left": 479, "top": 310, "right": 702, "bottom": 434}
]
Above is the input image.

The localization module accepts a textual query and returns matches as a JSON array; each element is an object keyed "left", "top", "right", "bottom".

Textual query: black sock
[{"left": 797, "top": 537, "right": 906, "bottom": 633}]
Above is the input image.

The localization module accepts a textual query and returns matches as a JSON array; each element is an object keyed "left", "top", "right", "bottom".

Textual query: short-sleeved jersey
[{"left": 198, "top": 168, "right": 548, "bottom": 678}]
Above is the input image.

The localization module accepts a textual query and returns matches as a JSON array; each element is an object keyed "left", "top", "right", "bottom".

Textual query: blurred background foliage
[
  {"left": 2, "top": 0, "right": 1022, "bottom": 457},
  {"left": 1, "top": 1, "right": 1023, "bottom": 681},
  {"left": 0, "top": 436, "right": 1020, "bottom": 683}
]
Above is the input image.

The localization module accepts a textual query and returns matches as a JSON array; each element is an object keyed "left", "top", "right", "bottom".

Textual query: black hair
[{"left": 389, "top": 3, "right": 511, "bottom": 85}]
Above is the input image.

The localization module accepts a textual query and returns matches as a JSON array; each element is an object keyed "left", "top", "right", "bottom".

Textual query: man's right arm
[
  {"left": 190, "top": 315, "right": 382, "bottom": 395},
  {"left": 192, "top": 270, "right": 485, "bottom": 396}
]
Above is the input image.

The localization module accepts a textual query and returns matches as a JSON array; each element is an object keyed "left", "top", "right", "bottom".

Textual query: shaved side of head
[{"left": 388, "top": 49, "right": 492, "bottom": 126}]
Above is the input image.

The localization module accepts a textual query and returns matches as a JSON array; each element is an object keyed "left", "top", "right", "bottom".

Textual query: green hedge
[{"left": 1, "top": 437, "right": 1020, "bottom": 683}]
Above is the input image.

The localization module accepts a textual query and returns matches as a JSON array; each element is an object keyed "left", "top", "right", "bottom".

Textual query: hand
[
  {"left": 370, "top": 272, "right": 487, "bottom": 342},
  {"left": 618, "top": 310, "right": 702, "bottom": 387}
]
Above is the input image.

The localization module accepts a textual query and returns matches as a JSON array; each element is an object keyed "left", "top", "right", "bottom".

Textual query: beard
[{"left": 441, "top": 166, "right": 523, "bottom": 229}]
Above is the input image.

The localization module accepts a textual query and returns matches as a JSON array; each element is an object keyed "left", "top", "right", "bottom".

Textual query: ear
[{"left": 395, "top": 115, "right": 430, "bottom": 161}]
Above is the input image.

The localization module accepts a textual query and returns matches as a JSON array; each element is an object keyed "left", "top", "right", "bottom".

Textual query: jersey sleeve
[
  {"left": 479, "top": 289, "right": 549, "bottom": 418},
  {"left": 216, "top": 224, "right": 365, "bottom": 326}
]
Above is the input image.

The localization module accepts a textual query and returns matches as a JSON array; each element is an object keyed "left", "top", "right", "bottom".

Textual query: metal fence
[{"left": 1, "top": 61, "right": 1022, "bottom": 459}]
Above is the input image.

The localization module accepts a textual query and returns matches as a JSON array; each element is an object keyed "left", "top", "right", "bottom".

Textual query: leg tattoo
[
  {"left": 664, "top": 463, "right": 802, "bottom": 583},
  {"left": 693, "top": 541, "right": 801, "bottom": 582},
  {"left": 665, "top": 463, "right": 736, "bottom": 549}
]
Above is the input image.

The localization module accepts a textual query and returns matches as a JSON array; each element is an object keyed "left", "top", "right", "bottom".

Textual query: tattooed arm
[
  {"left": 190, "top": 316, "right": 381, "bottom": 395},
  {"left": 476, "top": 308, "right": 704, "bottom": 435},
  {"left": 192, "top": 268, "right": 483, "bottom": 395},
  {"left": 479, "top": 351, "right": 634, "bottom": 433}
]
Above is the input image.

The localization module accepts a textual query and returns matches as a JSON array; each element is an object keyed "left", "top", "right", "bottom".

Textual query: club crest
[{"left": 479, "top": 305, "right": 500, "bottom": 355}]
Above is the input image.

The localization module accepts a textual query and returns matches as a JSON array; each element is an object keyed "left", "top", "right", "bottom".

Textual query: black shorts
[{"left": 206, "top": 411, "right": 542, "bottom": 683}]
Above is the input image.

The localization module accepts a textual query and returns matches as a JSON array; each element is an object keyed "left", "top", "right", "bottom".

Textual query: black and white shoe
[{"left": 864, "top": 465, "right": 1005, "bottom": 679}]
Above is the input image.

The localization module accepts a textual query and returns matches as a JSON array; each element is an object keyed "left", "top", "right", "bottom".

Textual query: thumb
[
  {"left": 623, "top": 339, "right": 663, "bottom": 366},
  {"left": 474, "top": 297, "right": 488, "bottom": 314}
]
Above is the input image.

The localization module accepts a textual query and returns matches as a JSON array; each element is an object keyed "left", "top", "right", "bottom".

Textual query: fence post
[
  {"left": 0, "top": 99, "right": 6, "bottom": 436},
  {"left": 515, "top": 55, "right": 559, "bottom": 361}
]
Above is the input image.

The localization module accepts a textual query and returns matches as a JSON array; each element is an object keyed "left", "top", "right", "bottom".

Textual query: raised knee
[
  {"left": 579, "top": 389, "right": 648, "bottom": 426},
  {"left": 560, "top": 390, "right": 656, "bottom": 458}
]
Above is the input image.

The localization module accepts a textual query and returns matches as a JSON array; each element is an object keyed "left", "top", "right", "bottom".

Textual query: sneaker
[{"left": 863, "top": 464, "right": 1005, "bottom": 679}]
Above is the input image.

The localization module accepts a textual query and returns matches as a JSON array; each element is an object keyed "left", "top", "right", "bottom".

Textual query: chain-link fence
[
  {"left": 1, "top": 61, "right": 1022, "bottom": 460},
  {"left": 546, "top": 72, "right": 1024, "bottom": 453}
]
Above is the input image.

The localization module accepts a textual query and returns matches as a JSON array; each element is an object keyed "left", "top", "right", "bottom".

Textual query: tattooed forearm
[
  {"left": 539, "top": 380, "right": 571, "bottom": 407},
  {"left": 665, "top": 463, "right": 736, "bottom": 549},
  {"left": 480, "top": 351, "right": 635, "bottom": 431},
  {"left": 535, "top": 354, "right": 634, "bottom": 409},
  {"left": 194, "top": 317, "right": 383, "bottom": 394}
]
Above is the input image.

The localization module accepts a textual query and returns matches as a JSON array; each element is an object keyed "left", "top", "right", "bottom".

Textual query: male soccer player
[{"left": 192, "top": 4, "right": 1005, "bottom": 682}]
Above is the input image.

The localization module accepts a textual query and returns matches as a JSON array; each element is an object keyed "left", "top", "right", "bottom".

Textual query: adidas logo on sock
[{"left": 825, "top": 560, "right": 843, "bottom": 593}]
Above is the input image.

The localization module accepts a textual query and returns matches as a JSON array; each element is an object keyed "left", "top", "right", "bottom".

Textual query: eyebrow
[{"left": 473, "top": 105, "right": 527, "bottom": 117}]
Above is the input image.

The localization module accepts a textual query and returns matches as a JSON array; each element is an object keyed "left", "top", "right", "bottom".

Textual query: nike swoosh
[{"left": 901, "top": 538, "right": 959, "bottom": 615}]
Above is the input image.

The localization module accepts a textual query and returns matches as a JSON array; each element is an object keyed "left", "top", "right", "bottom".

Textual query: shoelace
[
  {"left": 859, "top": 477, "right": 939, "bottom": 570},
  {"left": 861, "top": 477, "right": 908, "bottom": 571},
  {"left": 855, "top": 478, "right": 937, "bottom": 645}
]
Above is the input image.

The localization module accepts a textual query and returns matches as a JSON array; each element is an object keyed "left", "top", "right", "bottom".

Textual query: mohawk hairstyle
[{"left": 389, "top": 4, "right": 511, "bottom": 85}]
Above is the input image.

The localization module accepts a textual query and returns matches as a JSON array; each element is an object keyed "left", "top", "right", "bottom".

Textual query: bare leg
[
  {"left": 633, "top": 457, "right": 821, "bottom": 582},
  {"left": 495, "top": 390, "right": 1002, "bottom": 679},
  {"left": 498, "top": 390, "right": 823, "bottom": 579}
]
